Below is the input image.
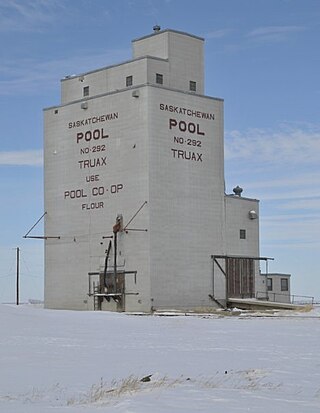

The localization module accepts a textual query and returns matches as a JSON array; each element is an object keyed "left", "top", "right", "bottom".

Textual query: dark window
[
  {"left": 281, "top": 278, "right": 289, "bottom": 291},
  {"left": 240, "top": 229, "right": 246, "bottom": 239},
  {"left": 267, "top": 278, "right": 273, "bottom": 291},
  {"left": 156, "top": 73, "right": 163, "bottom": 84},
  {"left": 189, "top": 81, "right": 197, "bottom": 91},
  {"left": 126, "top": 76, "right": 133, "bottom": 87},
  {"left": 83, "top": 86, "right": 89, "bottom": 97}
]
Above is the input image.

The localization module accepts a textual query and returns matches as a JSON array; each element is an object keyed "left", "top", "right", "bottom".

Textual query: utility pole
[{"left": 16, "top": 247, "right": 20, "bottom": 306}]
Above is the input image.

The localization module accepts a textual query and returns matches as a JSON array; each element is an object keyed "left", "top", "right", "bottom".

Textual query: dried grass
[{"left": 68, "top": 375, "right": 184, "bottom": 406}]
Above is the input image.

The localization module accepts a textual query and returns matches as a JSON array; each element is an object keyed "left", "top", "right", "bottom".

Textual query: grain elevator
[{"left": 44, "top": 28, "right": 263, "bottom": 311}]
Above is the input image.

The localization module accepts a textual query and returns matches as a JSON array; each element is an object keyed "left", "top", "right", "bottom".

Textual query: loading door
[{"left": 226, "top": 257, "right": 254, "bottom": 298}]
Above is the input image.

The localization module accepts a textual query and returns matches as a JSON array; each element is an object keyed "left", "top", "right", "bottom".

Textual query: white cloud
[
  {"left": 242, "top": 172, "right": 320, "bottom": 191},
  {"left": 0, "top": 0, "right": 66, "bottom": 31},
  {"left": 261, "top": 218, "right": 320, "bottom": 243},
  {"left": 225, "top": 123, "right": 320, "bottom": 164},
  {"left": 205, "top": 29, "right": 231, "bottom": 39},
  {"left": 258, "top": 191, "right": 320, "bottom": 202},
  {"left": 0, "top": 48, "right": 130, "bottom": 96},
  {"left": 263, "top": 213, "right": 320, "bottom": 222},
  {"left": 276, "top": 198, "right": 320, "bottom": 211},
  {"left": 247, "top": 25, "right": 305, "bottom": 42},
  {"left": 262, "top": 240, "right": 320, "bottom": 250},
  {"left": 0, "top": 150, "right": 43, "bottom": 166}
]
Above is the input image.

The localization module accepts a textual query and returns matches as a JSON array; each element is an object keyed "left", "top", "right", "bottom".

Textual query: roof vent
[
  {"left": 233, "top": 185, "right": 243, "bottom": 197},
  {"left": 153, "top": 25, "right": 161, "bottom": 32}
]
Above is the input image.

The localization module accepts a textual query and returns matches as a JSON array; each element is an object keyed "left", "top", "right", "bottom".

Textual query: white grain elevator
[{"left": 43, "top": 28, "right": 260, "bottom": 311}]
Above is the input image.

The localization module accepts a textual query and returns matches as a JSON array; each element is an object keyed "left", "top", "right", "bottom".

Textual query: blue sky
[{"left": 0, "top": 0, "right": 319, "bottom": 303}]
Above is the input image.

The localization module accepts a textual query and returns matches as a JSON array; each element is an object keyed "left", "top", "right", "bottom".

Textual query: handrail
[{"left": 256, "top": 291, "right": 314, "bottom": 305}]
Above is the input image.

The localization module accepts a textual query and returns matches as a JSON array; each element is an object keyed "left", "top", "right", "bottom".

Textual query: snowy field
[{"left": 0, "top": 304, "right": 319, "bottom": 412}]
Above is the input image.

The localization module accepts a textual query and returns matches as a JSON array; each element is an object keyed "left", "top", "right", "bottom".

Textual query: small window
[
  {"left": 156, "top": 73, "right": 163, "bottom": 84},
  {"left": 83, "top": 86, "right": 89, "bottom": 97},
  {"left": 267, "top": 278, "right": 273, "bottom": 291},
  {"left": 189, "top": 81, "right": 197, "bottom": 91},
  {"left": 240, "top": 229, "right": 246, "bottom": 239},
  {"left": 126, "top": 76, "right": 133, "bottom": 87},
  {"left": 281, "top": 278, "right": 288, "bottom": 291}
]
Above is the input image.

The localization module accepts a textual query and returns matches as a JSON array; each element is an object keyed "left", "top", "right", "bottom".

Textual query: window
[
  {"left": 189, "top": 81, "right": 197, "bottom": 91},
  {"left": 281, "top": 278, "right": 289, "bottom": 291},
  {"left": 126, "top": 75, "right": 133, "bottom": 87},
  {"left": 240, "top": 229, "right": 246, "bottom": 239},
  {"left": 156, "top": 73, "right": 163, "bottom": 84},
  {"left": 267, "top": 278, "right": 273, "bottom": 291},
  {"left": 83, "top": 86, "right": 89, "bottom": 97}
]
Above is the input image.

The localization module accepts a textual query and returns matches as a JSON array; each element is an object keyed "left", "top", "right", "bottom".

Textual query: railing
[
  {"left": 291, "top": 294, "right": 315, "bottom": 305},
  {"left": 256, "top": 291, "right": 314, "bottom": 305}
]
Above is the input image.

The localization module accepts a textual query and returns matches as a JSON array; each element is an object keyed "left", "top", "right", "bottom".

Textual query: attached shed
[{"left": 260, "top": 273, "right": 291, "bottom": 303}]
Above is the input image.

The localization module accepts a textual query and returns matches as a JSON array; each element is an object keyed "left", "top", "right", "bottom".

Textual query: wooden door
[{"left": 226, "top": 258, "right": 254, "bottom": 298}]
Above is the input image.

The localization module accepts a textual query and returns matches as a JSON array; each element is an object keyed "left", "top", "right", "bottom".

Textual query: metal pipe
[
  {"left": 104, "top": 241, "right": 112, "bottom": 287},
  {"left": 24, "top": 212, "right": 47, "bottom": 238},
  {"left": 113, "top": 231, "right": 117, "bottom": 292},
  {"left": 123, "top": 201, "right": 147, "bottom": 230},
  {"left": 212, "top": 256, "right": 215, "bottom": 297}
]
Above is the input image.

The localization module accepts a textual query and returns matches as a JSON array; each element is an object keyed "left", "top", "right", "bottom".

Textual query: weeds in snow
[
  {"left": 68, "top": 375, "right": 183, "bottom": 406},
  {"left": 0, "top": 383, "right": 66, "bottom": 405},
  {"left": 0, "top": 370, "right": 290, "bottom": 408},
  {"left": 67, "top": 369, "right": 283, "bottom": 406}
]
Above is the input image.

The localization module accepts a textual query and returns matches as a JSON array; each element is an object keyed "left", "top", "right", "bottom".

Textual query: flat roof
[
  {"left": 132, "top": 28, "right": 204, "bottom": 43},
  {"left": 60, "top": 55, "right": 167, "bottom": 83},
  {"left": 225, "top": 194, "right": 260, "bottom": 202}
]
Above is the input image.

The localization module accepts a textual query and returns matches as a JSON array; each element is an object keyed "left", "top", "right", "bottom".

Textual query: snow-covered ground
[{"left": 0, "top": 304, "right": 319, "bottom": 412}]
